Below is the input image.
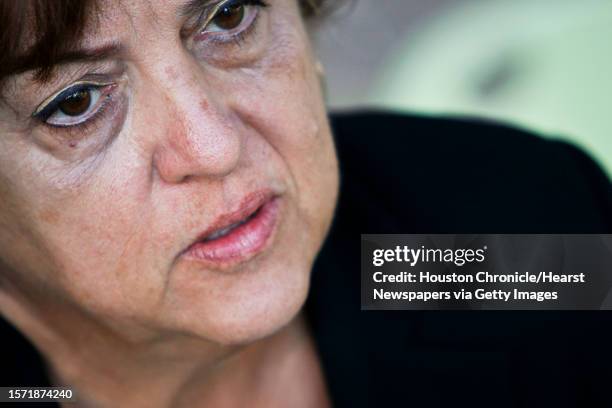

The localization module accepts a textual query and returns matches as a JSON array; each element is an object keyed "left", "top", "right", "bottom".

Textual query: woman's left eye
[
  {"left": 34, "top": 83, "right": 114, "bottom": 127},
  {"left": 201, "top": 0, "right": 267, "bottom": 37}
]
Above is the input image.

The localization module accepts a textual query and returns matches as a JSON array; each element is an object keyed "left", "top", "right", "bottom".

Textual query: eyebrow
[{"left": 11, "top": 42, "right": 123, "bottom": 81}]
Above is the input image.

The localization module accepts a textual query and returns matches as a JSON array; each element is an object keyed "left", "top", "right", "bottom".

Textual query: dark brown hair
[{"left": 0, "top": 0, "right": 331, "bottom": 86}]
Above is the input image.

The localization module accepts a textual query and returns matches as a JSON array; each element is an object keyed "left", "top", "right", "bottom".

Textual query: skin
[{"left": 0, "top": 0, "right": 339, "bottom": 406}]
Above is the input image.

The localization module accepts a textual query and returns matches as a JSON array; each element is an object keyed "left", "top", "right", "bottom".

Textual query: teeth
[
  {"left": 204, "top": 220, "right": 245, "bottom": 242},
  {"left": 202, "top": 207, "right": 262, "bottom": 242}
]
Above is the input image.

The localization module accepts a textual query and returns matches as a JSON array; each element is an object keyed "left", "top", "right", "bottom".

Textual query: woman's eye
[
  {"left": 211, "top": 3, "right": 247, "bottom": 31},
  {"left": 202, "top": 0, "right": 267, "bottom": 37},
  {"left": 58, "top": 89, "right": 92, "bottom": 117},
  {"left": 34, "top": 83, "right": 113, "bottom": 127}
]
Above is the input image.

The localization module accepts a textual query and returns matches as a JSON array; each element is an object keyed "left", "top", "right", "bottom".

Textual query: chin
[
  {"left": 165, "top": 251, "right": 314, "bottom": 347},
  {"left": 207, "top": 280, "right": 309, "bottom": 347}
]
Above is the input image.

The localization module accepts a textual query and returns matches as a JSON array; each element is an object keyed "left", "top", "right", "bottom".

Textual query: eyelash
[{"left": 34, "top": 84, "right": 112, "bottom": 123}]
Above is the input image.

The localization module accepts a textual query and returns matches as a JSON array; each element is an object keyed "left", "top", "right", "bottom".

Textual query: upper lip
[{"left": 189, "top": 189, "right": 276, "bottom": 245}]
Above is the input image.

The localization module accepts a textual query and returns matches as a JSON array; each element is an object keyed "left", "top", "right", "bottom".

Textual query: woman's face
[{"left": 0, "top": 0, "right": 338, "bottom": 346}]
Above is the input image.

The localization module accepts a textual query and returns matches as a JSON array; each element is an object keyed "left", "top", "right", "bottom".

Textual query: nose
[{"left": 151, "top": 67, "right": 242, "bottom": 184}]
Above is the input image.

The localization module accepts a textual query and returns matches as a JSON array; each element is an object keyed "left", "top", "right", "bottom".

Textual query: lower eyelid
[
  {"left": 41, "top": 85, "right": 127, "bottom": 145},
  {"left": 31, "top": 89, "right": 128, "bottom": 160}
]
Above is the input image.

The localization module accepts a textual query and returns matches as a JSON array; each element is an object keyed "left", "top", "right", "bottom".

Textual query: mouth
[{"left": 182, "top": 191, "right": 281, "bottom": 267}]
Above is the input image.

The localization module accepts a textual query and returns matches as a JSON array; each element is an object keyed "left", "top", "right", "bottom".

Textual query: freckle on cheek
[
  {"left": 39, "top": 209, "right": 60, "bottom": 224},
  {"left": 164, "top": 66, "right": 178, "bottom": 81},
  {"left": 166, "top": 110, "right": 191, "bottom": 153},
  {"left": 199, "top": 99, "right": 210, "bottom": 112}
]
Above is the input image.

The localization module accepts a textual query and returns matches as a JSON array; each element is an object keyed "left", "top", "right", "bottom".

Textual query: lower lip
[{"left": 182, "top": 197, "right": 281, "bottom": 266}]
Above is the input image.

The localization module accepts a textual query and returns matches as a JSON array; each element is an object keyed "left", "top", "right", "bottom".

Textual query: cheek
[
  {"left": 0, "top": 145, "right": 170, "bottom": 321},
  {"left": 238, "top": 40, "right": 338, "bottom": 235}
]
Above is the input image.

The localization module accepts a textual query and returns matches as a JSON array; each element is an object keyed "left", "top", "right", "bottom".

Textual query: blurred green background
[{"left": 315, "top": 0, "right": 612, "bottom": 177}]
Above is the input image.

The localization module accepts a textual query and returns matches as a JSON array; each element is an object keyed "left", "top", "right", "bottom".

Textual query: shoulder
[
  {"left": 307, "top": 111, "right": 612, "bottom": 407},
  {"left": 328, "top": 110, "right": 612, "bottom": 233}
]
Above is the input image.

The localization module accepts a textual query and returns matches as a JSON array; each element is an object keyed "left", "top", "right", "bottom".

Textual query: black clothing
[
  {"left": 306, "top": 111, "right": 612, "bottom": 408},
  {"left": 2, "top": 112, "right": 612, "bottom": 407}
]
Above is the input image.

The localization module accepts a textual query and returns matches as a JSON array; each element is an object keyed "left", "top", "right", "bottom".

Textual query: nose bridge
[{"left": 151, "top": 60, "right": 242, "bottom": 184}]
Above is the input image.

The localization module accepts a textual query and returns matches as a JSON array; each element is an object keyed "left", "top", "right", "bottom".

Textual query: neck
[{"left": 0, "top": 289, "right": 330, "bottom": 408}]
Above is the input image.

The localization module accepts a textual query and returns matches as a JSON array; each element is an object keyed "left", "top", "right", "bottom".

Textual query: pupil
[
  {"left": 214, "top": 4, "right": 244, "bottom": 30},
  {"left": 59, "top": 90, "right": 91, "bottom": 116}
]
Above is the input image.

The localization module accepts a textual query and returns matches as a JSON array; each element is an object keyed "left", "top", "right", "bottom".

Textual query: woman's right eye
[
  {"left": 194, "top": 0, "right": 268, "bottom": 44},
  {"left": 34, "top": 82, "right": 115, "bottom": 128}
]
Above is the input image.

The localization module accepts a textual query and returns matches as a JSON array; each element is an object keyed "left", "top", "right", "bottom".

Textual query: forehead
[
  {"left": 0, "top": 1, "right": 150, "bottom": 83},
  {"left": 1, "top": 0, "right": 234, "bottom": 84},
  {"left": 74, "top": 0, "right": 294, "bottom": 51},
  {"left": 1, "top": 0, "right": 306, "bottom": 90}
]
